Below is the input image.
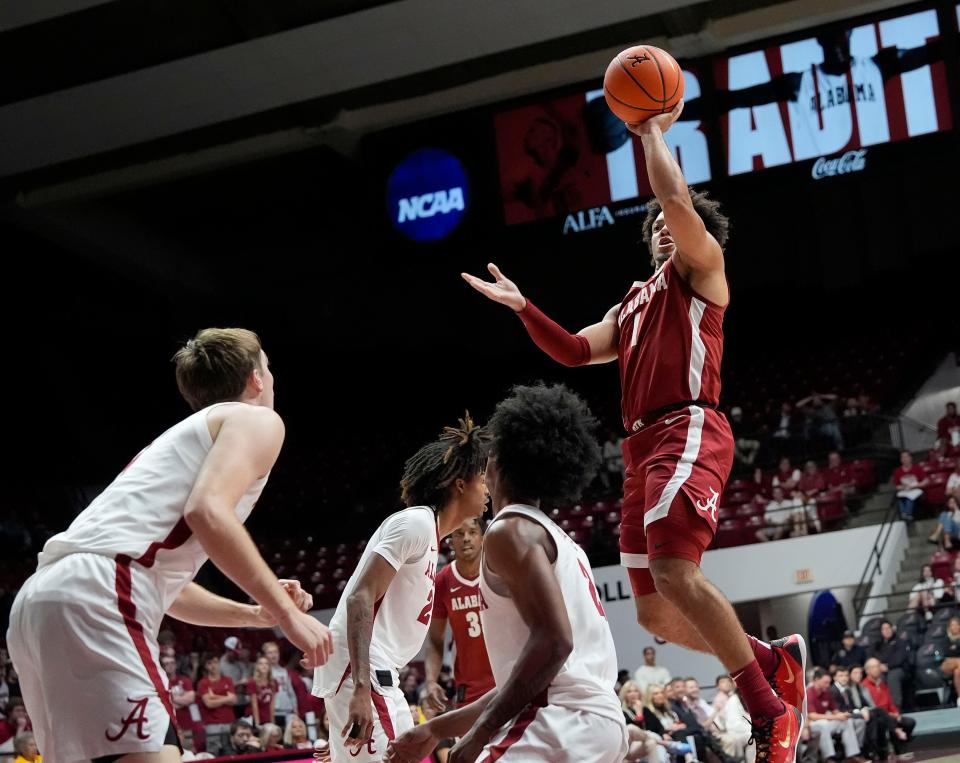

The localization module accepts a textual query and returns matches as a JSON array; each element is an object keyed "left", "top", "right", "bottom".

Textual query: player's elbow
[
  {"left": 184, "top": 500, "right": 227, "bottom": 536},
  {"left": 537, "top": 627, "right": 573, "bottom": 665}
]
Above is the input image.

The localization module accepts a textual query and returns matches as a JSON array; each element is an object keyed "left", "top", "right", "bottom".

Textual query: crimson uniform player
[
  {"left": 425, "top": 517, "right": 495, "bottom": 712},
  {"left": 463, "top": 101, "right": 806, "bottom": 761},
  {"left": 312, "top": 417, "right": 489, "bottom": 763}
]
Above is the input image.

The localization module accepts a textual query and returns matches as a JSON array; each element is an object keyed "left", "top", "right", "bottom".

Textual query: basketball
[{"left": 603, "top": 45, "right": 685, "bottom": 123}]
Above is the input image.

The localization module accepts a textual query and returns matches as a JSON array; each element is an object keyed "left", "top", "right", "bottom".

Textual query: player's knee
[{"left": 649, "top": 558, "right": 699, "bottom": 600}]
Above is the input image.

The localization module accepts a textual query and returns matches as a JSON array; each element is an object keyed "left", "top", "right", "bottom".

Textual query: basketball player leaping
[
  {"left": 7, "top": 328, "right": 333, "bottom": 763},
  {"left": 388, "top": 383, "right": 628, "bottom": 763},
  {"left": 463, "top": 102, "right": 806, "bottom": 762},
  {"left": 424, "top": 517, "right": 495, "bottom": 713},
  {"left": 312, "top": 417, "right": 489, "bottom": 763}
]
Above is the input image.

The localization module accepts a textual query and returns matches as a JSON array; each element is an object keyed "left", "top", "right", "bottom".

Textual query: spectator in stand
[
  {"left": 861, "top": 659, "right": 916, "bottom": 747},
  {"left": 937, "top": 402, "right": 960, "bottom": 452},
  {"left": 942, "top": 616, "right": 960, "bottom": 708},
  {"left": 827, "top": 667, "right": 868, "bottom": 751},
  {"left": 798, "top": 461, "right": 826, "bottom": 500},
  {"left": 633, "top": 646, "right": 671, "bottom": 694},
  {"left": 221, "top": 719, "right": 261, "bottom": 755},
  {"left": 711, "top": 675, "right": 752, "bottom": 761},
  {"left": 954, "top": 555, "right": 960, "bottom": 587},
  {"left": 666, "top": 678, "right": 734, "bottom": 763},
  {"left": 247, "top": 655, "right": 278, "bottom": 726},
  {"left": 830, "top": 666, "right": 892, "bottom": 759},
  {"left": 730, "top": 406, "right": 761, "bottom": 469},
  {"left": 947, "top": 462, "right": 960, "bottom": 503},
  {"left": 770, "top": 401, "right": 800, "bottom": 447},
  {"left": 0, "top": 700, "right": 31, "bottom": 752},
  {"left": 683, "top": 678, "right": 714, "bottom": 726},
  {"left": 642, "top": 684, "right": 695, "bottom": 761},
  {"left": 929, "top": 495, "right": 960, "bottom": 551},
  {"left": 867, "top": 623, "right": 908, "bottom": 710},
  {"left": 197, "top": 653, "right": 237, "bottom": 755},
  {"left": 892, "top": 451, "right": 927, "bottom": 522},
  {"left": 824, "top": 452, "right": 857, "bottom": 496},
  {"left": 258, "top": 723, "right": 284, "bottom": 751},
  {"left": 284, "top": 714, "right": 313, "bottom": 749},
  {"left": 806, "top": 668, "right": 864, "bottom": 762},
  {"left": 162, "top": 653, "right": 199, "bottom": 747},
  {"left": 601, "top": 429, "right": 625, "bottom": 490},
  {"left": 619, "top": 681, "right": 668, "bottom": 763},
  {"left": 221, "top": 637, "right": 251, "bottom": 714},
  {"left": 314, "top": 709, "right": 331, "bottom": 761},
  {"left": 12, "top": 732, "right": 39, "bottom": 763},
  {"left": 843, "top": 398, "right": 865, "bottom": 418},
  {"left": 756, "top": 486, "right": 796, "bottom": 542},
  {"left": 400, "top": 667, "right": 421, "bottom": 705},
  {"left": 831, "top": 631, "right": 867, "bottom": 669},
  {"left": 798, "top": 392, "right": 844, "bottom": 450},
  {"left": 909, "top": 564, "right": 945, "bottom": 618},
  {"left": 262, "top": 641, "right": 297, "bottom": 729},
  {"left": 773, "top": 457, "right": 801, "bottom": 492}
]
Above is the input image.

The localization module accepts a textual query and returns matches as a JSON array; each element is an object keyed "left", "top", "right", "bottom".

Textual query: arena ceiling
[{"left": 0, "top": 0, "right": 912, "bottom": 200}]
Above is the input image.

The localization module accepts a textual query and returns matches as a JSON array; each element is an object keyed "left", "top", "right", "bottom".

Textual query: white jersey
[
  {"left": 479, "top": 504, "right": 622, "bottom": 725},
  {"left": 313, "top": 507, "right": 439, "bottom": 697},
  {"left": 36, "top": 402, "right": 267, "bottom": 629}
]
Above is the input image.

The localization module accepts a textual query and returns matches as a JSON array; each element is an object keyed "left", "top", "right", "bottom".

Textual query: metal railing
[{"left": 852, "top": 497, "right": 900, "bottom": 620}]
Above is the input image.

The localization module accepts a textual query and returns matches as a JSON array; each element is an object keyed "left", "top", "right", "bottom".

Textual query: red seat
[{"left": 931, "top": 550, "right": 956, "bottom": 582}]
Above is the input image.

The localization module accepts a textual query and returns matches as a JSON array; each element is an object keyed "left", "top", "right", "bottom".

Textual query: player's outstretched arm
[
  {"left": 342, "top": 553, "right": 398, "bottom": 752},
  {"left": 627, "top": 103, "right": 725, "bottom": 280},
  {"left": 447, "top": 519, "right": 573, "bottom": 763},
  {"left": 168, "top": 579, "right": 313, "bottom": 628},
  {"left": 423, "top": 615, "right": 449, "bottom": 712},
  {"left": 462, "top": 263, "right": 618, "bottom": 365},
  {"left": 183, "top": 405, "right": 332, "bottom": 668}
]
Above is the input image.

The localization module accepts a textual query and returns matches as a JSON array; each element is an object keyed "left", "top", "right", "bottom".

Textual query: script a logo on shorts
[
  {"left": 695, "top": 486, "right": 720, "bottom": 523},
  {"left": 105, "top": 697, "right": 151, "bottom": 741}
]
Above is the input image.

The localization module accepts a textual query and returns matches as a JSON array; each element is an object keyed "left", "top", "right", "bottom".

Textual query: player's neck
[
  {"left": 455, "top": 556, "right": 480, "bottom": 579},
  {"left": 491, "top": 496, "right": 540, "bottom": 515}
]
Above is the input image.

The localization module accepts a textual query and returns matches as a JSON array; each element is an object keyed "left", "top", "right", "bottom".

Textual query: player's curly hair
[
  {"left": 641, "top": 188, "right": 731, "bottom": 252},
  {"left": 486, "top": 383, "right": 600, "bottom": 506},
  {"left": 400, "top": 413, "right": 490, "bottom": 509}
]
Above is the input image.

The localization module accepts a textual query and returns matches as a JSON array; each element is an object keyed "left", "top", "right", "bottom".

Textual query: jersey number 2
[
  {"left": 417, "top": 588, "right": 434, "bottom": 625},
  {"left": 578, "top": 560, "right": 606, "bottom": 616}
]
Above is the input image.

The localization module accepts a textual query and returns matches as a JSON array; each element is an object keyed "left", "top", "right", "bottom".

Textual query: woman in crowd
[
  {"left": 619, "top": 681, "right": 667, "bottom": 763},
  {"left": 284, "top": 714, "right": 313, "bottom": 749},
  {"left": 929, "top": 495, "right": 960, "bottom": 550},
  {"left": 943, "top": 616, "right": 960, "bottom": 708},
  {"left": 908, "top": 564, "right": 944, "bottom": 616},
  {"left": 12, "top": 732, "right": 40, "bottom": 763},
  {"left": 642, "top": 685, "right": 693, "bottom": 762},
  {"left": 247, "top": 655, "right": 278, "bottom": 726},
  {"left": 258, "top": 723, "right": 284, "bottom": 751}
]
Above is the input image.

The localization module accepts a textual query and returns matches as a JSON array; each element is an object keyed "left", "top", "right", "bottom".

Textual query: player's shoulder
[
  {"left": 383, "top": 505, "right": 436, "bottom": 535},
  {"left": 210, "top": 403, "right": 284, "bottom": 442}
]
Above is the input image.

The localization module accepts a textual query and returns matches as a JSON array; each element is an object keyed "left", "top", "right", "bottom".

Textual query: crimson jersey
[
  {"left": 433, "top": 561, "right": 495, "bottom": 705},
  {"left": 617, "top": 257, "right": 726, "bottom": 430}
]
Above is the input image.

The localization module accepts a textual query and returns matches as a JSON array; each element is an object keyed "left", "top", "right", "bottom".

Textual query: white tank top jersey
[
  {"left": 313, "top": 506, "right": 439, "bottom": 697},
  {"left": 479, "top": 505, "right": 623, "bottom": 725},
  {"left": 37, "top": 402, "right": 268, "bottom": 624}
]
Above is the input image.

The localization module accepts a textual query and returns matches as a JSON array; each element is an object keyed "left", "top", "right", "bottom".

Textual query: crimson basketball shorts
[{"left": 619, "top": 404, "right": 734, "bottom": 597}]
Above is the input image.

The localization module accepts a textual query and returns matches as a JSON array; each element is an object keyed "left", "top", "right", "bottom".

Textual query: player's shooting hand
[
  {"left": 625, "top": 99, "right": 684, "bottom": 137},
  {"left": 448, "top": 726, "right": 490, "bottom": 763},
  {"left": 276, "top": 609, "right": 334, "bottom": 669},
  {"left": 384, "top": 722, "right": 439, "bottom": 763},
  {"left": 343, "top": 685, "right": 375, "bottom": 753},
  {"left": 461, "top": 263, "right": 527, "bottom": 312},
  {"left": 423, "top": 681, "right": 447, "bottom": 713}
]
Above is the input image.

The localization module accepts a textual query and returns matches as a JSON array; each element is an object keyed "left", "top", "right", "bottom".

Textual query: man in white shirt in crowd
[
  {"left": 757, "top": 487, "right": 798, "bottom": 542},
  {"left": 633, "top": 646, "right": 671, "bottom": 694}
]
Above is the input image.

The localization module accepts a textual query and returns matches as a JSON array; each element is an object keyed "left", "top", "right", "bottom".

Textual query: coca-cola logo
[{"left": 811, "top": 149, "right": 868, "bottom": 180}]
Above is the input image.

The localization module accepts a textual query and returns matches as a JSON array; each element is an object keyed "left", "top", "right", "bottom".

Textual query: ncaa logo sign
[{"left": 387, "top": 149, "right": 468, "bottom": 242}]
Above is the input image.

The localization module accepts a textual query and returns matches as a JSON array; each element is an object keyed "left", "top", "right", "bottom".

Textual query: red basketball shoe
[
  {"left": 768, "top": 634, "right": 808, "bottom": 719},
  {"left": 749, "top": 704, "right": 802, "bottom": 763}
]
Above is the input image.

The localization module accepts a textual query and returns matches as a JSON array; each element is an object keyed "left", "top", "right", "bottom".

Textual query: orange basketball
[{"left": 603, "top": 45, "right": 685, "bottom": 123}]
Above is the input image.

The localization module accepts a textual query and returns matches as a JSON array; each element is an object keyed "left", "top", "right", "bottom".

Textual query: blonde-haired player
[{"left": 8, "top": 328, "right": 332, "bottom": 763}]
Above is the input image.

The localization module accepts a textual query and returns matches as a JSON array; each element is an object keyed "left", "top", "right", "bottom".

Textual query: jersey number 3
[{"left": 465, "top": 611, "right": 482, "bottom": 638}]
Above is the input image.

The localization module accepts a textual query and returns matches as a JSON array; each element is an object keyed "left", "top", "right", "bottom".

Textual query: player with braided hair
[
  {"left": 313, "top": 415, "right": 489, "bottom": 763},
  {"left": 388, "top": 383, "right": 628, "bottom": 763}
]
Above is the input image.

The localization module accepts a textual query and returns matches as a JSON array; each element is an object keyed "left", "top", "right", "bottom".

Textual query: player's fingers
[
  {"left": 487, "top": 263, "right": 505, "bottom": 281},
  {"left": 341, "top": 716, "right": 355, "bottom": 738},
  {"left": 461, "top": 272, "right": 486, "bottom": 289},
  {"left": 672, "top": 99, "right": 684, "bottom": 118},
  {"left": 302, "top": 592, "right": 314, "bottom": 611}
]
